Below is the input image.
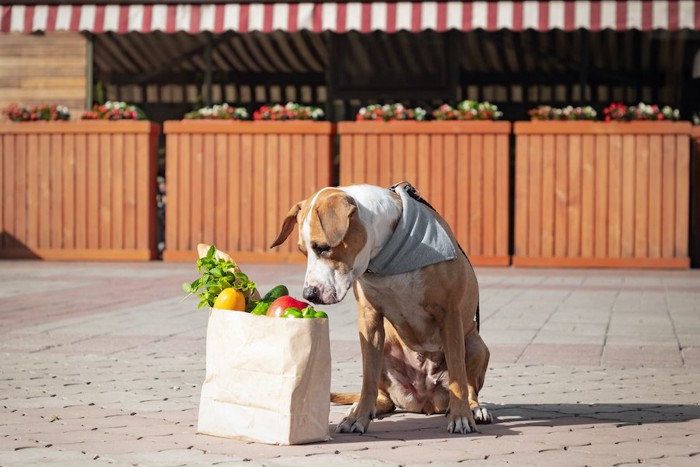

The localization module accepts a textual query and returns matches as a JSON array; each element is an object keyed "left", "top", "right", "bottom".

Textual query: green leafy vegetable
[{"left": 182, "top": 245, "right": 257, "bottom": 309}]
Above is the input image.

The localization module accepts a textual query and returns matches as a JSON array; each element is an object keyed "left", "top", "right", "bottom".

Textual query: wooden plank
[
  {"left": 214, "top": 133, "right": 228, "bottom": 250},
  {"left": 374, "top": 135, "right": 392, "bottom": 186},
  {"left": 608, "top": 134, "right": 622, "bottom": 258},
  {"left": 634, "top": 135, "right": 650, "bottom": 258},
  {"left": 203, "top": 133, "right": 216, "bottom": 246},
  {"left": 481, "top": 134, "right": 495, "bottom": 256},
  {"left": 228, "top": 134, "right": 242, "bottom": 252},
  {"left": 417, "top": 134, "right": 431, "bottom": 199},
  {"left": 514, "top": 121, "right": 691, "bottom": 135},
  {"left": 14, "top": 135, "right": 26, "bottom": 246},
  {"left": 620, "top": 134, "right": 636, "bottom": 258},
  {"left": 430, "top": 135, "right": 445, "bottom": 216},
  {"left": 354, "top": 134, "right": 367, "bottom": 186},
  {"left": 494, "top": 134, "right": 509, "bottom": 258},
  {"left": 594, "top": 135, "right": 609, "bottom": 258},
  {"left": 240, "top": 134, "right": 254, "bottom": 252},
  {"left": 554, "top": 135, "right": 568, "bottom": 257},
  {"left": 2, "top": 135, "right": 15, "bottom": 248},
  {"left": 580, "top": 135, "right": 595, "bottom": 257},
  {"left": 316, "top": 132, "right": 333, "bottom": 187},
  {"left": 164, "top": 132, "right": 177, "bottom": 253},
  {"left": 339, "top": 121, "right": 511, "bottom": 135},
  {"left": 303, "top": 134, "right": 318, "bottom": 195},
  {"left": 568, "top": 135, "right": 582, "bottom": 258},
  {"left": 62, "top": 134, "right": 75, "bottom": 249},
  {"left": 50, "top": 134, "right": 63, "bottom": 249},
  {"left": 190, "top": 134, "right": 204, "bottom": 250},
  {"left": 111, "top": 133, "right": 124, "bottom": 250},
  {"left": 404, "top": 134, "right": 418, "bottom": 186},
  {"left": 74, "top": 134, "right": 87, "bottom": 250},
  {"left": 527, "top": 135, "right": 543, "bottom": 257},
  {"left": 278, "top": 134, "right": 292, "bottom": 254},
  {"left": 249, "top": 134, "right": 266, "bottom": 252},
  {"left": 139, "top": 132, "right": 156, "bottom": 254},
  {"left": 166, "top": 120, "right": 335, "bottom": 135},
  {"left": 0, "top": 121, "right": 158, "bottom": 134},
  {"left": 541, "top": 135, "right": 555, "bottom": 257},
  {"left": 512, "top": 255, "right": 689, "bottom": 269},
  {"left": 177, "top": 134, "right": 191, "bottom": 252},
  {"left": 457, "top": 135, "right": 470, "bottom": 251},
  {"left": 99, "top": 134, "right": 112, "bottom": 249},
  {"left": 661, "top": 135, "right": 676, "bottom": 258},
  {"left": 514, "top": 134, "right": 529, "bottom": 256},
  {"left": 469, "top": 135, "right": 483, "bottom": 255},
  {"left": 0, "top": 248, "right": 155, "bottom": 261},
  {"left": 266, "top": 133, "right": 280, "bottom": 255},
  {"left": 123, "top": 133, "right": 137, "bottom": 250},
  {"left": 39, "top": 134, "right": 51, "bottom": 249},
  {"left": 675, "top": 134, "right": 690, "bottom": 258},
  {"left": 391, "top": 134, "right": 405, "bottom": 188},
  {"left": 443, "top": 134, "right": 458, "bottom": 240},
  {"left": 290, "top": 133, "right": 305, "bottom": 250},
  {"left": 339, "top": 132, "right": 352, "bottom": 186},
  {"left": 648, "top": 135, "right": 663, "bottom": 258}
]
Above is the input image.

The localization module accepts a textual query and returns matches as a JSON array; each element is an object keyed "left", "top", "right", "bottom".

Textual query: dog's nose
[{"left": 303, "top": 286, "right": 321, "bottom": 303}]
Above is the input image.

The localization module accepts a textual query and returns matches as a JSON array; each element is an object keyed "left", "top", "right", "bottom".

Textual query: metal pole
[
  {"left": 85, "top": 32, "right": 94, "bottom": 109},
  {"left": 205, "top": 33, "right": 213, "bottom": 106}
]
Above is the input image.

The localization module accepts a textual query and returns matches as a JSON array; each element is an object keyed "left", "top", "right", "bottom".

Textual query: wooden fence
[
  {"left": 163, "top": 121, "right": 335, "bottom": 263},
  {"left": 514, "top": 121, "right": 691, "bottom": 268},
  {"left": 0, "top": 121, "right": 160, "bottom": 260},
  {"left": 338, "top": 121, "right": 511, "bottom": 266}
]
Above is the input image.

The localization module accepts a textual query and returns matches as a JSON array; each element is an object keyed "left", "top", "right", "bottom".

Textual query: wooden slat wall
[
  {"left": 338, "top": 121, "right": 511, "bottom": 266},
  {"left": 163, "top": 121, "right": 335, "bottom": 263},
  {"left": 0, "top": 33, "right": 86, "bottom": 113},
  {"left": 0, "top": 121, "right": 159, "bottom": 260},
  {"left": 514, "top": 121, "right": 691, "bottom": 268}
]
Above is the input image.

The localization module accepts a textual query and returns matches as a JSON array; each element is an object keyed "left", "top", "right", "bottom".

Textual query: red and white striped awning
[{"left": 2, "top": 1, "right": 699, "bottom": 34}]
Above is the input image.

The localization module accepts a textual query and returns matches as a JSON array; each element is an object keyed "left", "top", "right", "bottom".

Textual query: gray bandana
[{"left": 367, "top": 186, "right": 457, "bottom": 276}]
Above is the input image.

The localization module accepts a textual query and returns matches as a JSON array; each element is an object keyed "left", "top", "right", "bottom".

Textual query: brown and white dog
[{"left": 271, "top": 184, "right": 491, "bottom": 434}]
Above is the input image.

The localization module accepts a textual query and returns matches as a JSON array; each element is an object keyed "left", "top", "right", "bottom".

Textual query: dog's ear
[
  {"left": 315, "top": 194, "right": 357, "bottom": 247},
  {"left": 270, "top": 202, "right": 303, "bottom": 248}
]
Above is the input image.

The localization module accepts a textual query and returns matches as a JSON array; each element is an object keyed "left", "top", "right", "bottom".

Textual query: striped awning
[{"left": 2, "top": 1, "right": 699, "bottom": 34}]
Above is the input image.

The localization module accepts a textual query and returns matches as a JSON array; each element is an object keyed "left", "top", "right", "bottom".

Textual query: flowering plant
[
  {"left": 603, "top": 102, "right": 680, "bottom": 121},
  {"left": 81, "top": 101, "right": 146, "bottom": 120},
  {"left": 184, "top": 103, "right": 249, "bottom": 120},
  {"left": 252, "top": 102, "right": 324, "bottom": 121},
  {"left": 528, "top": 105, "right": 597, "bottom": 121},
  {"left": 2, "top": 103, "right": 70, "bottom": 122},
  {"left": 432, "top": 100, "right": 503, "bottom": 121},
  {"left": 356, "top": 103, "right": 427, "bottom": 121}
]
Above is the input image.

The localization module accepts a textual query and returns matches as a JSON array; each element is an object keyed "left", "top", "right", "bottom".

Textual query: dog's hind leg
[{"left": 465, "top": 330, "right": 492, "bottom": 424}]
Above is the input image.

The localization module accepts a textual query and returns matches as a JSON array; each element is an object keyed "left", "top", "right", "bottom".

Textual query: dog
[{"left": 271, "top": 183, "right": 491, "bottom": 434}]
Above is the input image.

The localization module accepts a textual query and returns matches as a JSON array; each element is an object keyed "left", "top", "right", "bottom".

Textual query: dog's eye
[{"left": 311, "top": 243, "right": 331, "bottom": 256}]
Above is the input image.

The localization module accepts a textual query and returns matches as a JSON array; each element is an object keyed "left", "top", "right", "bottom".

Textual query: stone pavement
[{"left": 1, "top": 260, "right": 700, "bottom": 466}]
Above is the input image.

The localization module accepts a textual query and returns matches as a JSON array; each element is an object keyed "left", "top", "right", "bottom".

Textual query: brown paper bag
[{"left": 197, "top": 308, "right": 331, "bottom": 445}]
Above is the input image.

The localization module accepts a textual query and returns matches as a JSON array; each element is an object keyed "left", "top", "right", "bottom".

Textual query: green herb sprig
[{"left": 182, "top": 245, "right": 257, "bottom": 309}]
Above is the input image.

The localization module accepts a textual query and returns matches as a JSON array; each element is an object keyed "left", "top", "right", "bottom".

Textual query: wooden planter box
[
  {"left": 0, "top": 121, "right": 160, "bottom": 261},
  {"left": 514, "top": 121, "right": 691, "bottom": 268},
  {"left": 163, "top": 121, "right": 335, "bottom": 263},
  {"left": 338, "top": 121, "right": 511, "bottom": 266}
]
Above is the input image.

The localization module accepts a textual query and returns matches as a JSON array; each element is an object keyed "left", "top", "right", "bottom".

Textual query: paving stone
[{"left": 2, "top": 262, "right": 700, "bottom": 466}]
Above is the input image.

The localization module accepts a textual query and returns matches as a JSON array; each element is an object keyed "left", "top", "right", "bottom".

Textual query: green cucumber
[{"left": 261, "top": 285, "right": 289, "bottom": 303}]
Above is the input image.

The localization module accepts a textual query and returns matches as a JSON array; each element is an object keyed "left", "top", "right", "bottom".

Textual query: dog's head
[{"left": 271, "top": 188, "right": 370, "bottom": 305}]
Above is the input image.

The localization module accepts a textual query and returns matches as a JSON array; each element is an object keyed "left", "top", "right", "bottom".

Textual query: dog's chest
[{"left": 358, "top": 272, "right": 442, "bottom": 353}]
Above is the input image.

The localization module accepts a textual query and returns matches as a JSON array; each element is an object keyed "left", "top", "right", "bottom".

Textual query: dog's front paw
[
  {"left": 336, "top": 406, "right": 374, "bottom": 434},
  {"left": 446, "top": 410, "right": 477, "bottom": 434},
  {"left": 472, "top": 406, "right": 492, "bottom": 424}
]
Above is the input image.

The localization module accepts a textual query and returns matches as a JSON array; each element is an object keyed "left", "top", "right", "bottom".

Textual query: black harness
[{"left": 387, "top": 181, "right": 481, "bottom": 332}]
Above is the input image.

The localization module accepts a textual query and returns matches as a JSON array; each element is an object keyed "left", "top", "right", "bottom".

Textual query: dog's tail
[{"left": 330, "top": 392, "right": 360, "bottom": 405}]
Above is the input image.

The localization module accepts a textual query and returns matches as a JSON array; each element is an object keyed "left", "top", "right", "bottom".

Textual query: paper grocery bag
[{"left": 197, "top": 308, "right": 331, "bottom": 445}]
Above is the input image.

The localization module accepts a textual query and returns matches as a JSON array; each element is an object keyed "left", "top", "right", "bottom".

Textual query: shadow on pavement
[{"left": 327, "top": 403, "right": 700, "bottom": 443}]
